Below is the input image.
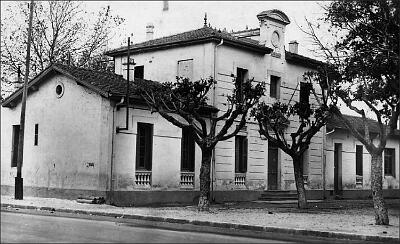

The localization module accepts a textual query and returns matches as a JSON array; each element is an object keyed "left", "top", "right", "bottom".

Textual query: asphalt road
[{"left": 1, "top": 211, "right": 290, "bottom": 243}]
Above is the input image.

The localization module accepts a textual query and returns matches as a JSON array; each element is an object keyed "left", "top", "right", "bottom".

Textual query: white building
[{"left": 1, "top": 9, "right": 398, "bottom": 205}]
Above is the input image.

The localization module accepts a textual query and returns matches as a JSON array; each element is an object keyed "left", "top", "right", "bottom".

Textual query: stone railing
[
  {"left": 235, "top": 173, "right": 246, "bottom": 186},
  {"left": 180, "top": 172, "right": 195, "bottom": 188},
  {"left": 356, "top": 175, "right": 363, "bottom": 188},
  {"left": 135, "top": 171, "right": 151, "bottom": 187}
]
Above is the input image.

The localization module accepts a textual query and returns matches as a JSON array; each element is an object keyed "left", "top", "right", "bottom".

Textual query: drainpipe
[
  {"left": 109, "top": 104, "right": 117, "bottom": 204},
  {"left": 326, "top": 128, "right": 335, "bottom": 135},
  {"left": 322, "top": 125, "right": 326, "bottom": 200},
  {"left": 211, "top": 39, "right": 223, "bottom": 202}
]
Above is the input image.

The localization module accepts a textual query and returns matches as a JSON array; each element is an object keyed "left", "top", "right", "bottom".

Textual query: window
[
  {"left": 301, "top": 149, "right": 309, "bottom": 175},
  {"left": 236, "top": 68, "right": 248, "bottom": 103},
  {"left": 300, "top": 82, "right": 311, "bottom": 105},
  {"left": 11, "top": 125, "right": 20, "bottom": 167},
  {"left": 55, "top": 83, "right": 64, "bottom": 98},
  {"left": 356, "top": 145, "right": 363, "bottom": 176},
  {"left": 136, "top": 123, "right": 153, "bottom": 170},
  {"left": 177, "top": 59, "right": 193, "bottom": 80},
  {"left": 34, "top": 124, "right": 39, "bottom": 146},
  {"left": 181, "top": 127, "right": 195, "bottom": 172},
  {"left": 134, "top": 65, "right": 144, "bottom": 79},
  {"left": 384, "top": 148, "right": 395, "bottom": 176},
  {"left": 270, "top": 75, "right": 280, "bottom": 98},
  {"left": 235, "top": 136, "right": 248, "bottom": 173}
]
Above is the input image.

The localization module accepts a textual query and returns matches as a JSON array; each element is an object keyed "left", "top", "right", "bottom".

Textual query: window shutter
[
  {"left": 177, "top": 59, "right": 193, "bottom": 80},
  {"left": 242, "top": 137, "right": 248, "bottom": 173},
  {"left": 235, "top": 137, "right": 240, "bottom": 173}
]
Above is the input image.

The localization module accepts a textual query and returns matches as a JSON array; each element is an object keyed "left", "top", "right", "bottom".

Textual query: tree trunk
[
  {"left": 198, "top": 148, "right": 213, "bottom": 211},
  {"left": 293, "top": 156, "right": 308, "bottom": 209},
  {"left": 370, "top": 154, "right": 389, "bottom": 225}
]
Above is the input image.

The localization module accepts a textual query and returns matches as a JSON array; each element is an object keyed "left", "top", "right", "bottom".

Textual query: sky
[{"left": 83, "top": 1, "right": 327, "bottom": 59}]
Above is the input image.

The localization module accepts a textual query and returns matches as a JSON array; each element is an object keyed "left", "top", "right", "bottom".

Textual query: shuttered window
[
  {"left": 270, "top": 75, "right": 280, "bottom": 99},
  {"left": 236, "top": 68, "right": 248, "bottom": 103},
  {"left": 34, "top": 124, "right": 39, "bottom": 146},
  {"left": 177, "top": 59, "right": 193, "bottom": 80},
  {"left": 356, "top": 145, "right": 363, "bottom": 176},
  {"left": 11, "top": 125, "right": 20, "bottom": 167},
  {"left": 235, "top": 136, "right": 248, "bottom": 173},
  {"left": 136, "top": 123, "right": 153, "bottom": 170},
  {"left": 384, "top": 148, "right": 395, "bottom": 176},
  {"left": 181, "top": 127, "right": 195, "bottom": 172}
]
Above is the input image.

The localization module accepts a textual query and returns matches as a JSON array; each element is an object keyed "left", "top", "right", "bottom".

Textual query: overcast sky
[{"left": 84, "top": 1, "right": 327, "bottom": 58}]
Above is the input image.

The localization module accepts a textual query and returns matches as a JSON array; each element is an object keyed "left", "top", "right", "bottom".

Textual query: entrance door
[
  {"left": 268, "top": 141, "right": 279, "bottom": 190},
  {"left": 334, "top": 143, "right": 342, "bottom": 195}
]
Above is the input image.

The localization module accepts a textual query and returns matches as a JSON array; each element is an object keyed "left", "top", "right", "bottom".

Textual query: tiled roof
[
  {"left": 105, "top": 26, "right": 272, "bottom": 56},
  {"left": 1, "top": 63, "right": 219, "bottom": 113},
  {"left": 1, "top": 63, "right": 153, "bottom": 107},
  {"left": 327, "top": 114, "right": 400, "bottom": 136},
  {"left": 285, "top": 51, "right": 325, "bottom": 68}
]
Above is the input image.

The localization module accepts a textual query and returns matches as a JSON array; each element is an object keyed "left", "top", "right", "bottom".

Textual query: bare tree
[
  {"left": 252, "top": 71, "right": 333, "bottom": 208},
  {"left": 1, "top": 1, "right": 124, "bottom": 98},
  {"left": 302, "top": 0, "right": 399, "bottom": 225},
  {"left": 135, "top": 77, "right": 265, "bottom": 211}
]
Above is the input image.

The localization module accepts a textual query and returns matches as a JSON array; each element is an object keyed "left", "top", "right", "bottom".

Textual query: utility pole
[
  {"left": 15, "top": 0, "right": 34, "bottom": 200},
  {"left": 117, "top": 34, "right": 135, "bottom": 133}
]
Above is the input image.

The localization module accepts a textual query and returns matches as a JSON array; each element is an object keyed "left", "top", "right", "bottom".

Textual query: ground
[{"left": 1, "top": 195, "right": 399, "bottom": 240}]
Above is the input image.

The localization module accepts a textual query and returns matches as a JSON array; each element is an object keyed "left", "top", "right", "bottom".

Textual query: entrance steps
[{"left": 258, "top": 190, "right": 298, "bottom": 201}]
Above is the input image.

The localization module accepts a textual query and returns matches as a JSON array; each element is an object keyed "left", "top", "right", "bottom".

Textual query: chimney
[
  {"left": 289, "top": 40, "right": 299, "bottom": 54},
  {"left": 146, "top": 23, "right": 154, "bottom": 41},
  {"left": 163, "top": 1, "right": 169, "bottom": 11}
]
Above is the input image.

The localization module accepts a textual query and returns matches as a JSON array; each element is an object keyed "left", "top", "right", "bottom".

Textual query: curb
[{"left": 1, "top": 203, "right": 398, "bottom": 242}]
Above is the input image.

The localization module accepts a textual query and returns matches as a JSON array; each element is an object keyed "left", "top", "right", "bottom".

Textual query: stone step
[{"left": 258, "top": 196, "right": 298, "bottom": 201}]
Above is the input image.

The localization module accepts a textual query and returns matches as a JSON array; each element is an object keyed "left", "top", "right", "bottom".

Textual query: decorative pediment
[{"left": 257, "top": 9, "right": 291, "bottom": 26}]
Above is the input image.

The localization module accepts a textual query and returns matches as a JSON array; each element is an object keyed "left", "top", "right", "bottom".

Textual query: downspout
[
  {"left": 109, "top": 103, "right": 117, "bottom": 205},
  {"left": 211, "top": 39, "right": 223, "bottom": 202},
  {"left": 322, "top": 125, "right": 326, "bottom": 200}
]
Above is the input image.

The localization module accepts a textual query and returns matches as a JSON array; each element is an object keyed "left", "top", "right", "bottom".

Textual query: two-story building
[{"left": 2, "top": 9, "right": 398, "bottom": 206}]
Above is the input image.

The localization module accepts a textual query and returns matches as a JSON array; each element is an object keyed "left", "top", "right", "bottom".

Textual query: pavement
[{"left": 1, "top": 195, "right": 399, "bottom": 242}]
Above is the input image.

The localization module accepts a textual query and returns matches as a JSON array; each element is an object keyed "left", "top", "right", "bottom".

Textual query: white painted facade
[
  {"left": 325, "top": 130, "right": 399, "bottom": 191},
  {"left": 2, "top": 9, "right": 397, "bottom": 204}
]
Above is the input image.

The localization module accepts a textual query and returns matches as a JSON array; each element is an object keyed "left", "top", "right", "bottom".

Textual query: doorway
[
  {"left": 268, "top": 141, "right": 279, "bottom": 190},
  {"left": 334, "top": 143, "right": 342, "bottom": 195}
]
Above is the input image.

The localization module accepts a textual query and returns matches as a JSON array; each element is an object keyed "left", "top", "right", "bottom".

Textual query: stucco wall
[
  {"left": 112, "top": 107, "right": 204, "bottom": 192},
  {"left": 1, "top": 74, "right": 113, "bottom": 196},
  {"left": 114, "top": 43, "right": 214, "bottom": 83},
  {"left": 326, "top": 129, "right": 399, "bottom": 190}
]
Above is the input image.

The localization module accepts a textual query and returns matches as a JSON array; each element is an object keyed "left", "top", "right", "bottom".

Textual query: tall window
[
  {"left": 384, "top": 148, "right": 395, "bottom": 176},
  {"left": 236, "top": 68, "right": 248, "bottom": 103},
  {"left": 356, "top": 145, "right": 363, "bottom": 176},
  {"left": 177, "top": 59, "right": 193, "bottom": 80},
  {"left": 34, "top": 124, "right": 39, "bottom": 146},
  {"left": 11, "top": 125, "right": 20, "bottom": 167},
  {"left": 134, "top": 65, "right": 144, "bottom": 79},
  {"left": 300, "top": 82, "right": 311, "bottom": 105},
  {"left": 270, "top": 75, "right": 280, "bottom": 99},
  {"left": 181, "top": 127, "right": 195, "bottom": 172},
  {"left": 235, "top": 136, "right": 248, "bottom": 173},
  {"left": 136, "top": 123, "right": 153, "bottom": 170},
  {"left": 301, "top": 150, "right": 309, "bottom": 176}
]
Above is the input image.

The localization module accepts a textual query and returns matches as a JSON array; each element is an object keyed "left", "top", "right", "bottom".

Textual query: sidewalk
[{"left": 1, "top": 195, "right": 399, "bottom": 242}]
